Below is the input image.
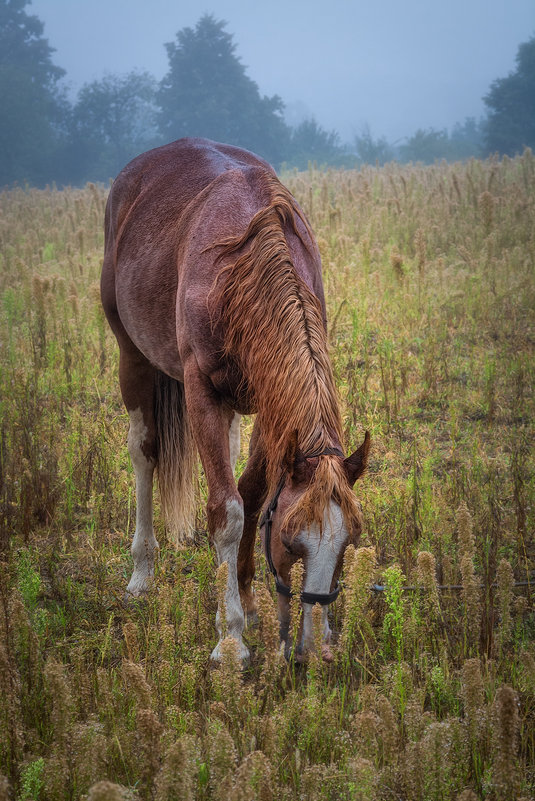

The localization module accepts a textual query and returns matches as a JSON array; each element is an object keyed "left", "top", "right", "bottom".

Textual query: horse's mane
[{"left": 213, "top": 173, "right": 362, "bottom": 533}]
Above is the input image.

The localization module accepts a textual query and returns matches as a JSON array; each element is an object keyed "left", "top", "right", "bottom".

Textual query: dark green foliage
[
  {"left": 398, "top": 119, "right": 486, "bottom": 164},
  {"left": 354, "top": 126, "right": 394, "bottom": 165},
  {"left": 0, "top": 0, "right": 66, "bottom": 186},
  {"left": 484, "top": 35, "right": 535, "bottom": 155},
  {"left": 157, "top": 14, "right": 289, "bottom": 167},
  {"left": 68, "top": 71, "right": 160, "bottom": 184},
  {"left": 449, "top": 118, "right": 485, "bottom": 160},
  {"left": 285, "top": 118, "right": 350, "bottom": 169}
]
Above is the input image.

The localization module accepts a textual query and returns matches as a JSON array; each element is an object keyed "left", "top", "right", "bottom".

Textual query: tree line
[{"left": 1, "top": 1, "right": 534, "bottom": 187}]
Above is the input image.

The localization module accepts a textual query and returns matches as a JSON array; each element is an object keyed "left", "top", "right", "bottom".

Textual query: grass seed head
[
  {"left": 376, "top": 694, "right": 398, "bottom": 763},
  {"left": 461, "top": 658, "right": 484, "bottom": 742},
  {"left": 87, "top": 780, "right": 128, "bottom": 800},
  {"left": 155, "top": 735, "right": 198, "bottom": 801},
  {"left": 122, "top": 621, "right": 140, "bottom": 662},
  {"left": 416, "top": 551, "right": 440, "bottom": 622},
  {"left": 457, "top": 791, "right": 478, "bottom": 801},
  {"left": 289, "top": 560, "right": 304, "bottom": 649},
  {"left": 232, "top": 751, "right": 273, "bottom": 801},
  {"left": 44, "top": 658, "right": 73, "bottom": 746},
  {"left": 492, "top": 685, "right": 519, "bottom": 800},
  {"left": 121, "top": 660, "right": 152, "bottom": 710},
  {"left": 456, "top": 502, "right": 475, "bottom": 562},
  {"left": 496, "top": 558, "right": 514, "bottom": 649},
  {"left": 212, "top": 637, "right": 243, "bottom": 708},
  {"left": 256, "top": 582, "right": 279, "bottom": 658},
  {"left": 137, "top": 708, "right": 163, "bottom": 794},
  {"left": 208, "top": 723, "right": 237, "bottom": 797},
  {"left": 478, "top": 191, "right": 494, "bottom": 234},
  {"left": 460, "top": 554, "right": 481, "bottom": 650}
]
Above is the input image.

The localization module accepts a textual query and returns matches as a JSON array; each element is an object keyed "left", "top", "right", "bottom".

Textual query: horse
[{"left": 101, "top": 137, "right": 370, "bottom": 663}]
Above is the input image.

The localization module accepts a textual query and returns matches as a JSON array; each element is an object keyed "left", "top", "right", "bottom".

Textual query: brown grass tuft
[
  {"left": 87, "top": 780, "right": 129, "bottom": 800},
  {"left": 155, "top": 735, "right": 198, "bottom": 801},
  {"left": 495, "top": 558, "right": 514, "bottom": 652},
  {"left": 492, "top": 685, "right": 519, "bottom": 800},
  {"left": 121, "top": 660, "right": 152, "bottom": 710}
]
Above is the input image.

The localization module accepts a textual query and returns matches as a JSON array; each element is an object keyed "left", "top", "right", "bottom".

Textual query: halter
[{"left": 259, "top": 446, "right": 344, "bottom": 606}]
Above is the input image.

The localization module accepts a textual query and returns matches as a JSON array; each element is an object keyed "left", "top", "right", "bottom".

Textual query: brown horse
[{"left": 101, "top": 138, "right": 369, "bottom": 662}]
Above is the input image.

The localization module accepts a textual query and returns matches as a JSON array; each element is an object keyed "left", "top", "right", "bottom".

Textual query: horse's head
[{"left": 260, "top": 431, "right": 370, "bottom": 662}]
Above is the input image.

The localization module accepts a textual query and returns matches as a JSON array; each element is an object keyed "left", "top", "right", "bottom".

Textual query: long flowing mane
[{"left": 213, "top": 173, "right": 362, "bottom": 532}]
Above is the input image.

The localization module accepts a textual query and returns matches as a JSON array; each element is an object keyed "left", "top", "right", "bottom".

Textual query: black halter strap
[{"left": 259, "top": 446, "right": 344, "bottom": 606}]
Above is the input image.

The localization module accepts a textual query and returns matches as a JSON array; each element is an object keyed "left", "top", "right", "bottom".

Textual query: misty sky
[{"left": 31, "top": 0, "right": 534, "bottom": 144}]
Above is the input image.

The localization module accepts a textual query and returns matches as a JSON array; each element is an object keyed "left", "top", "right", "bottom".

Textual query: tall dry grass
[{"left": 0, "top": 153, "right": 534, "bottom": 799}]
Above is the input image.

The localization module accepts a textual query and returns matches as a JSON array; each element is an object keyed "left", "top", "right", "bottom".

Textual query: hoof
[
  {"left": 125, "top": 571, "right": 154, "bottom": 598},
  {"left": 123, "top": 576, "right": 154, "bottom": 608},
  {"left": 210, "top": 637, "right": 250, "bottom": 666},
  {"left": 283, "top": 641, "right": 334, "bottom": 664}
]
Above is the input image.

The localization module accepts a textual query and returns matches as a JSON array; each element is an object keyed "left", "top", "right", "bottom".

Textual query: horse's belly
[{"left": 115, "top": 263, "right": 185, "bottom": 381}]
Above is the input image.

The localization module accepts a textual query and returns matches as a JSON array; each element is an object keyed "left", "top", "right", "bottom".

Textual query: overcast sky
[{"left": 31, "top": 0, "right": 534, "bottom": 144}]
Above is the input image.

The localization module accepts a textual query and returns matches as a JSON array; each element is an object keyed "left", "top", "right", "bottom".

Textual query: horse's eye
[{"left": 285, "top": 543, "right": 294, "bottom": 555}]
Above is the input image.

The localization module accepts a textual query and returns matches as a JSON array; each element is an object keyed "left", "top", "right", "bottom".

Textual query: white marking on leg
[
  {"left": 297, "top": 501, "right": 347, "bottom": 650},
  {"left": 229, "top": 413, "right": 241, "bottom": 475},
  {"left": 126, "top": 408, "right": 159, "bottom": 596},
  {"left": 211, "top": 498, "right": 249, "bottom": 662}
]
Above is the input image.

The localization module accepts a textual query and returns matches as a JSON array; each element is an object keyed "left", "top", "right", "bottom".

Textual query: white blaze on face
[{"left": 297, "top": 500, "right": 347, "bottom": 649}]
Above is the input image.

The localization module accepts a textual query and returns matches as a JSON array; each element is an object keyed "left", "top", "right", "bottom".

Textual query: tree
[
  {"left": 69, "top": 71, "right": 159, "bottom": 183},
  {"left": 354, "top": 125, "right": 393, "bottom": 165},
  {"left": 448, "top": 118, "right": 485, "bottom": 160},
  {"left": 286, "top": 118, "right": 347, "bottom": 169},
  {"left": 484, "top": 35, "right": 535, "bottom": 155},
  {"left": 157, "top": 14, "right": 289, "bottom": 166},
  {"left": 399, "top": 120, "right": 486, "bottom": 164},
  {"left": 399, "top": 128, "right": 451, "bottom": 164},
  {"left": 0, "top": 0, "right": 66, "bottom": 185}
]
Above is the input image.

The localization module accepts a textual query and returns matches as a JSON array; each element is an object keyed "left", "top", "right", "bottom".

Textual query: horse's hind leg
[
  {"left": 118, "top": 340, "right": 159, "bottom": 596},
  {"left": 101, "top": 262, "right": 159, "bottom": 597}
]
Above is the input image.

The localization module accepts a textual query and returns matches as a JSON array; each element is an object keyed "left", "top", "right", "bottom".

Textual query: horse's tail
[{"left": 154, "top": 372, "right": 197, "bottom": 547}]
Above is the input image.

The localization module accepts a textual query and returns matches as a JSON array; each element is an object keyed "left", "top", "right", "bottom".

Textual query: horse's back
[{"left": 104, "top": 138, "right": 274, "bottom": 246}]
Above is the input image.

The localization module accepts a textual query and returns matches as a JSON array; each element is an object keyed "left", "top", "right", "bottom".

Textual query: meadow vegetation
[{"left": 0, "top": 152, "right": 534, "bottom": 799}]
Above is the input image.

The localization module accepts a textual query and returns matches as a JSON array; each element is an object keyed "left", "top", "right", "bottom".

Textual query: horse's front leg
[
  {"left": 237, "top": 420, "right": 267, "bottom": 624},
  {"left": 183, "top": 360, "right": 248, "bottom": 663}
]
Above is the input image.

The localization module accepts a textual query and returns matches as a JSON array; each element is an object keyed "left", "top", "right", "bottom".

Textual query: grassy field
[{"left": 0, "top": 152, "right": 534, "bottom": 800}]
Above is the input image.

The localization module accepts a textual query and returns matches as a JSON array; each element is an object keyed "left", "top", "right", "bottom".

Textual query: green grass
[{"left": 0, "top": 155, "right": 534, "bottom": 799}]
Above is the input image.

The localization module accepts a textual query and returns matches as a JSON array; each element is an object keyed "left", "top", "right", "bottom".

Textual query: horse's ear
[
  {"left": 283, "top": 430, "right": 299, "bottom": 477},
  {"left": 344, "top": 431, "right": 371, "bottom": 485}
]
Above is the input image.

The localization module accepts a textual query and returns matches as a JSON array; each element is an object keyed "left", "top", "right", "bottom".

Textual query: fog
[{"left": 31, "top": 0, "right": 534, "bottom": 143}]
